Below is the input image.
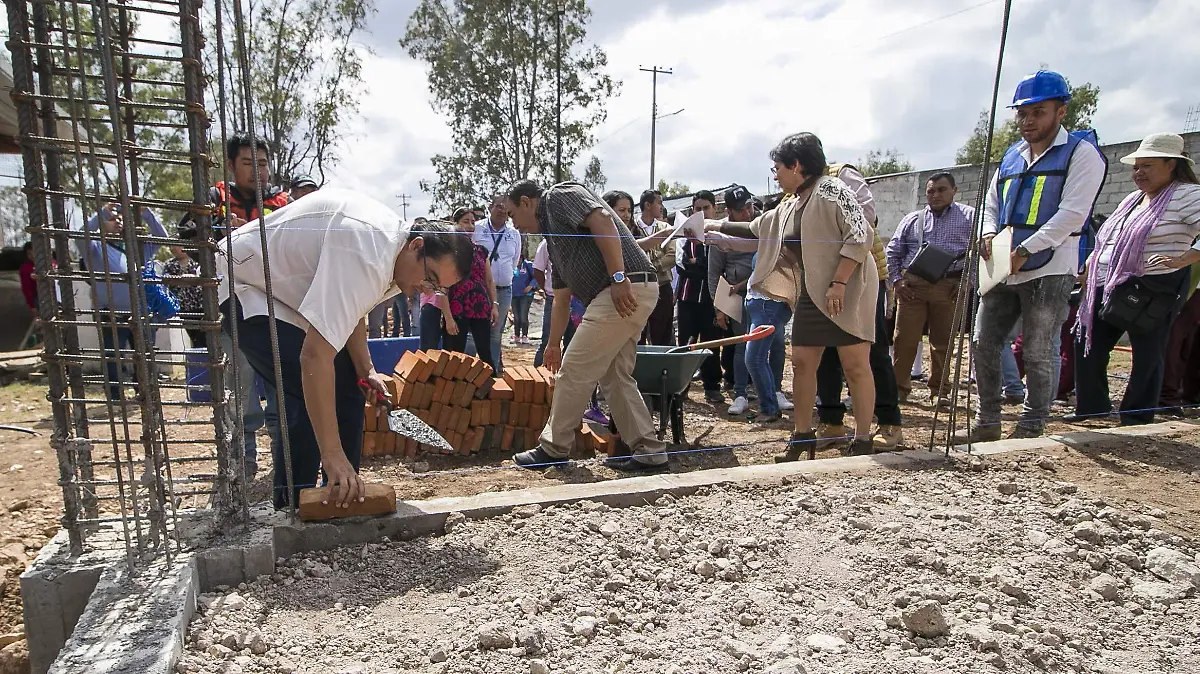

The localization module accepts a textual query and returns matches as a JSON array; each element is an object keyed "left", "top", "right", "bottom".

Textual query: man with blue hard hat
[{"left": 959, "top": 70, "right": 1106, "bottom": 441}]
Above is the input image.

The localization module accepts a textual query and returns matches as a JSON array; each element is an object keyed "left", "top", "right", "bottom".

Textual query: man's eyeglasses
[
  {"left": 770, "top": 167, "right": 778, "bottom": 176},
  {"left": 423, "top": 255, "right": 448, "bottom": 294}
]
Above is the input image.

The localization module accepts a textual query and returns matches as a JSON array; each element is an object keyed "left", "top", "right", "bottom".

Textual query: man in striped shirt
[{"left": 505, "top": 180, "right": 668, "bottom": 473}]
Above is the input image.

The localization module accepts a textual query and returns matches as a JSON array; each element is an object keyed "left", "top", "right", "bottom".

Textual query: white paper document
[
  {"left": 714, "top": 277, "right": 744, "bottom": 323},
  {"left": 977, "top": 227, "right": 1012, "bottom": 296},
  {"left": 660, "top": 211, "right": 705, "bottom": 249}
]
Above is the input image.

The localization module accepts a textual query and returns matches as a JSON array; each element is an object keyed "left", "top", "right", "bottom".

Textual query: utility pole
[
  {"left": 554, "top": 2, "right": 564, "bottom": 182},
  {"left": 639, "top": 65, "right": 672, "bottom": 189},
  {"left": 396, "top": 192, "right": 411, "bottom": 221}
]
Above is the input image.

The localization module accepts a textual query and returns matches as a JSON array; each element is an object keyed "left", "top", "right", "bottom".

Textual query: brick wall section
[{"left": 867, "top": 131, "right": 1200, "bottom": 239}]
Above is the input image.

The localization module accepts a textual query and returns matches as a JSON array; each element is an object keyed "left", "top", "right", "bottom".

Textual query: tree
[
  {"left": 581, "top": 155, "right": 606, "bottom": 193},
  {"left": 856, "top": 148, "right": 914, "bottom": 177},
  {"left": 656, "top": 180, "right": 691, "bottom": 198},
  {"left": 955, "top": 79, "right": 1101, "bottom": 165},
  {"left": 208, "top": 0, "right": 375, "bottom": 185},
  {"left": 402, "top": 0, "right": 617, "bottom": 211},
  {"left": 0, "top": 186, "right": 30, "bottom": 248}
]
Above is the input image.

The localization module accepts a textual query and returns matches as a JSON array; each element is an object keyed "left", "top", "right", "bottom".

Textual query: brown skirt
[{"left": 791, "top": 290, "right": 863, "bottom": 347}]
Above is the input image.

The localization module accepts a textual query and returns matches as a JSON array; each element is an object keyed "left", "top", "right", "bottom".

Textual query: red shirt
[
  {"left": 19, "top": 260, "right": 36, "bottom": 309},
  {"left": 448, "top": 246, "right": 491, "bottom": 320}
]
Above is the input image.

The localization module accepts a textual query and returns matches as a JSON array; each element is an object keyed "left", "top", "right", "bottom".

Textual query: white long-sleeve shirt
[
  {"left": 838, "top": 165, "right": 876, "bottom": 225},
  {"left": 981, "top": 126, "right": 1107, "bottom": 284}
]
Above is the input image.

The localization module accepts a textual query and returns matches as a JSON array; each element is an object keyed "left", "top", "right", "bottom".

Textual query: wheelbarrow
[{"left": 630, "top": 325, "right": 776, "bottom": 444}]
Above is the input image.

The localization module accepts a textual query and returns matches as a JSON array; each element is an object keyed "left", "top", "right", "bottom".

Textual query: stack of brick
[{"left": 361, "top": 351, "right": 581, "bottom": 458}]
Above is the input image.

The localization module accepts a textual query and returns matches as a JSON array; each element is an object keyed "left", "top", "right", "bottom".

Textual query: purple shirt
[{"left": 885, "top": 202, "right": 976, "bottom": 282}]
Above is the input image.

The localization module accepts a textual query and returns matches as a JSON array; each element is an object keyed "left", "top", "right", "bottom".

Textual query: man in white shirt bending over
[{"left": 220, "top": 188, "right": 475, "bottom": 509}]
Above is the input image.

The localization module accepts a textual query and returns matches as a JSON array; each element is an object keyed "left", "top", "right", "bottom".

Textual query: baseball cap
[
  {"left": 724, "top": 185, "right": 754, "bottom": 211},
  {"left": 290, "top": 174, "right": 318, "bottom": 190}
]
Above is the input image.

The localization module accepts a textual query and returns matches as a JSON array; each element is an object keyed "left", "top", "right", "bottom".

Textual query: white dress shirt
[
  {"left": 218, "top": 188, "right": 407, "bottom": 350},
  {"left": 981, "top": 126, "right": 1107, "bottom": 284},
  {"left": 473, "top": 217, "right": 522, "bottom": 287},
  {"left": 533, "top": 239, "right": 555, "bottom": 298}
]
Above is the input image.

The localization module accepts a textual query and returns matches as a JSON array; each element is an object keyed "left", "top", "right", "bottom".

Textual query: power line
[{"left": 849, "top": 0, "right": 1001, "bottom": 50}]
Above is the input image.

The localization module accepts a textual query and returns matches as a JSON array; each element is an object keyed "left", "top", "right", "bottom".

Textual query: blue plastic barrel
[
  {"left": 367, "top": 337, "right": 421, "bottom": 375},
  {"left": 185, "top": 348, "right": 212, "bottom": 403}
]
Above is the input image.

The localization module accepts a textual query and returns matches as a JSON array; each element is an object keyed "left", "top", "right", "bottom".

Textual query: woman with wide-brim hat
[{"left": 1068, "top": 133, "right": 1200, "bottom": 426}]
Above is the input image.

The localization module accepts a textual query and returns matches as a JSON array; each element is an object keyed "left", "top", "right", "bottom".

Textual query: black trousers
[
  {"left": 643, "top": 283, "right": 675, "bottom": 346},
  {"left": 229, "top": 301, "right": 365, "bottom": 510},
  {"left": 419, "top": 304, "right": 443, "bottom": 350},
  {"left": 1075, "top": 268, "right": 1188, "bottom": 425},
  {"left": 677, "top": 299, "right": 722, "bottom": 392},
  {"left": 443, "top": 315, "right": 495, "bottom": 372},
  {"left": 817, "top": 283, "right": 902, "bottom": 426}
]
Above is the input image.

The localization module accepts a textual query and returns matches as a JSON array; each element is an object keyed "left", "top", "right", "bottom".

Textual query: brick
[
  {"left": 428, "top": 350, "right": 450, "bottom": 378},
  {"left": 491, "top": 379, "right": 514, "bottom": 400},
  {"left": 468, "top": 428, "right": 484, "bottom": 453},
  {"left": 394, "top": 350, "right": 423, "bottom": 381},
  {"left": 505, "top": 369, "right": 526, "bottom": 403},
  {"left": 441, "top": 378, "right": 458, "bottom": 405},
  {"left": 415, "top": 350, "right": 438, "bottom": 382},
  {"left": 515, "top": 402, "right": 529, "bottom": 428},
  {"left": 363, "top": 432, "right": 377, "bottom": 457},
  {"left": 472, "top": 363, "right": 494, "bottom": 387},
  {"left": 593, "top": 433, "right": 614, "bottom": 457},
  {"left": 404, "top": 437, "right": 418, "bottom": 458},
  {"left": 411, "top": 382, "right": 429, "bottom": 410},
  {"left": 463, "top": 358, "right": 486, "bottom": 383},
  {"left": 501, "top": 425, "right": 516, "bottom": 451},
  {"left": 470, "top": 401, "right": 483, "bottom": 427},
  {"left": 364, "top": 404, "right": 377, "bottom": 432},
  {"left": 481, "top": 425, "right": 496, "bottom": 450},
  {"left": 475, "top": 376, "right": 495, "bottom": 399},
  {"left": 447, "top": 380, "right": 465, "bottom": 407},
  {"left": 530, "top": 404, "right": 547, "bottom": 430},
  {"left": 437, "top": 403, "right": 455, "bottom": 431},
  {"left": 428, "top": 402, "right": 444, "bottom": 428},
  {"left": 455, "top": 408, "right": 471, "bottom": 435},
  {"left": 396, "top": 379, "right": 414, "bottom": 408},
  {"left": 459, "top": 382, "right": 477, "bottom": 407},
  {"left": 299, "top": 483, "right": 397, "bottom": 521}
]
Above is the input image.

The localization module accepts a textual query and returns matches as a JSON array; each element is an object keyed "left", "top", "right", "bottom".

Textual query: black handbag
[
  {"left": 904, "top": 211, "right": 965, "bottom": 283},
  {"left": 907, "top": 242, "right": 963, "bottom": 283},
  {"left": 1098, "top": 275, "right": 1180, "bottom": 334}
]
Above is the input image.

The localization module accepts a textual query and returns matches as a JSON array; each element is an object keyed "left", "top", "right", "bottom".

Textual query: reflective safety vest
[
  {"left": 213, "top": 181, "right": 290, "bottom": 225},
  {"left": 997, "top": 129, "right": 1106, "bottom": 272}
]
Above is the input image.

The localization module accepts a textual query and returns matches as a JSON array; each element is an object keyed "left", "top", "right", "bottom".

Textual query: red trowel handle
[{"left": 667, "top": 324, "right": 776, "bottom": 354}]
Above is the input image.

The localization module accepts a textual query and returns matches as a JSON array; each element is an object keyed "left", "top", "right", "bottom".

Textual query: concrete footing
[{"left": 24, "top": 419, "right": 1197, "bottom": 673}]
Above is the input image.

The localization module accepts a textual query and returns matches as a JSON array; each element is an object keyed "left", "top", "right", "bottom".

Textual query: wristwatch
[
  {"left": 612, "top": 271, "right": 627, "bottom": 284},
  {"left": 1015, "top": 245, "right": 1031, "bottom": 258}
]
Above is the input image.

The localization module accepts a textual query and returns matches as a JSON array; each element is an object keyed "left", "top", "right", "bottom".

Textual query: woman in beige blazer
[{"left": 706, "top": 132, "right": 879, "bottom": 458}]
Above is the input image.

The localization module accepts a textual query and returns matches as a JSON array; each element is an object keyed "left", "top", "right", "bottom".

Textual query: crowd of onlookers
[{"left": 45, "top": 69, "right": 1200, "bottom": 476}]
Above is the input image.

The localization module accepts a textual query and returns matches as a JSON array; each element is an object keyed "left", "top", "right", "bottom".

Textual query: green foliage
[
  {"left": 208, "top": 0, "right": 375, "bottom": 185},
  {"left": 955, "top": 79, "right": 1101, "bottom": 165},
  {"left": 402, "top": 0, "right": 617, "bottom": 211},
  {"left": 0, "top": 186, "right": 30, "bottom": 248},
  {"left": 856, "top": 148, "right": 914, "bottom": 177},
  {"left": 655, "top": 180, "right": 691, "bottom": 198},
  {"left": 581, "top": 155, "right": 606, "bottom": 193}
]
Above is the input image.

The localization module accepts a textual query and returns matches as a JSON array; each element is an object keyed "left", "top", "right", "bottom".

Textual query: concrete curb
[{"left": 32, "top": 418, "right": 1198, "bottom": 673}]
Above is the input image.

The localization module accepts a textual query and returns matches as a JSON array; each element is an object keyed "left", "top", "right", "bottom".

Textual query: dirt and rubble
[{"left": 178, "top": 451, "right": 1200, "bottom": 674}]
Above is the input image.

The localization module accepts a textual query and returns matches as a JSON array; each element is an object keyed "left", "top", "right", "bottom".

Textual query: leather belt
[{"left": 626, "top": 271, "right": 658, "bottom": 284}]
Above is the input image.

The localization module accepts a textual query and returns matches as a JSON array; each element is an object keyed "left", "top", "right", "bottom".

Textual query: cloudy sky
[{"left": 324, "top": 0, "right": 1199, "bottom": 220}]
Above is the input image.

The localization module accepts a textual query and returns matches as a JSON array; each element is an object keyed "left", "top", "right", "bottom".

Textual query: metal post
[
  {"left": 639, "top": 65, "right": 672, "bottom": 189},
  {"left": 554, "top": 2, "right": 562, "bottom": 183}
]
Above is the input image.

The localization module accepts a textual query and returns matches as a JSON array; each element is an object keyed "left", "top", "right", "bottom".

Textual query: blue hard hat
[{"left": 1008, "top": 70, "right": 1072, "bottom": 108}]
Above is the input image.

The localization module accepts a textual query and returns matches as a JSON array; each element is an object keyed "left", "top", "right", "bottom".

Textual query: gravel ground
[{"left": 179, "top": 453, "right": 1200, "bottom": 674}]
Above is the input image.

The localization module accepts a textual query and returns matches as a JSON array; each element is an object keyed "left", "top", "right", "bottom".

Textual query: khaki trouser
[
  {"left": 893, "top": 273, "right": 960, "bottom": 396},
  {"left": 541, "top": 280, "right": 667, "bottom": 464}
]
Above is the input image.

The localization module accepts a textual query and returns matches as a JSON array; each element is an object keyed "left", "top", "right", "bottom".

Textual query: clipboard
[
  {"left": 977, "top": 227, "right": 1012, "bottom": 296},
  {"left": 714, "top": 277, "right": 744, "bottom": 323}
]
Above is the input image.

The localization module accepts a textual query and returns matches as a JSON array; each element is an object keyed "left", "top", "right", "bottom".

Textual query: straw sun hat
[{"left": 1120, "top": 132, "right": 1194, "bottom": 166}]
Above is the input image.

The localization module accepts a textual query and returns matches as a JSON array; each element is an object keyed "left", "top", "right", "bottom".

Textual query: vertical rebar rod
[{"left": 7, "top": 0, "right": 84, "bottom": 555}]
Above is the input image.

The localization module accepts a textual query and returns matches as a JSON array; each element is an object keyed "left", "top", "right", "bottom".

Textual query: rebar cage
[{"left": 4, "top": 0, "right": 245, "bottom": 565}]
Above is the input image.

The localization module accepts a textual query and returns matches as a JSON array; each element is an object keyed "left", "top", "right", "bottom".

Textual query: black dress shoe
[
  {"left": 512, "top": 447, "right": 570, "bottom": 470},
  {"left": 606, "top": 457, "right": 669, "bottom": 474},
  {"left": 1062, "top": 411, "right": 1112, "bottom": 424}
]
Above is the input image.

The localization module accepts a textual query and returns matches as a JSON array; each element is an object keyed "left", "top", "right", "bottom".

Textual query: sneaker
[
  {"left": 871, "top": 425, "right": 904, "bottom": 451},
  {"left": 705, "top": 389, "right": 725, "bottom": 404},
  {"left": 583, "top": 407, "right": 611, "bottom": 426},
  {"left": 951, "top": 425, "right": 1002, "bottom": 444},
  {"left": 815, "top": 423, "right": 848, "bottom": 450},
  {"left": 510, "top": 335, "right": 521, "bottom": 344},
  {"left": 512, "top": 447, "right": 570, "bottom": 470},
  {"left": 776, "top": 391, "right": 795, "bottom": 411},
  {"left": 727, "top": 396, "right": 749, "bottom": 416}
]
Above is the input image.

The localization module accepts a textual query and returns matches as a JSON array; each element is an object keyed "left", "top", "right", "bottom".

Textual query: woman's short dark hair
[
  {"left": 411, "top": 222, "right": 475, "bottom": 279},
  {"left": 638, "top": 189, "right": 661, "bottom": 209},
  {"left": 602, "top": 190, "right": 634, "bottom": 210},
  {"left": 693, "top": 190, "right": 716, "bottom": 206},
  {"left": 770, "top": 132, "right": 827, "bottom": 179},
  {"left": 1172, "top": 155, "right": 1199, "bottom": 185},
  {"left": 506, "top": 179, "right": 543, "bottom": 204},
  {"left": 451, "top": 207, "right": 473, "bottom": 224}
]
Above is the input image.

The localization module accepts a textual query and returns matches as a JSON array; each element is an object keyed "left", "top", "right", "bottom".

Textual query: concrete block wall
[{"left": 867, "top": 131, "right": 1200, "bottom": 239}]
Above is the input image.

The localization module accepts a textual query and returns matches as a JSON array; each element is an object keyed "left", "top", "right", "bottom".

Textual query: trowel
[{"left": 358, "top": 379, "right": 454, "bottom": 453}]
